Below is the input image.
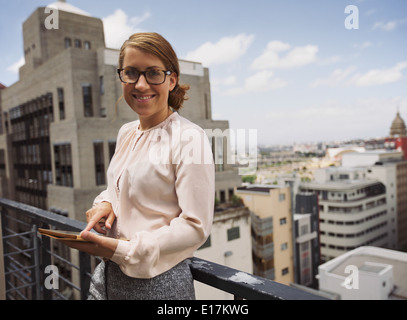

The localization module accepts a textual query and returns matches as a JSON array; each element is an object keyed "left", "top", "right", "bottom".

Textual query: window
[
  {"left": 84, "top": 41, "right": 91, "bottom": 50},
  {"left": 281, "top": 242, "right": 288, "bottom": 251},
  {"left": 93, "top": 141, "right": 105, "bottom": 185},
  {"left": 227, "top": 227, "right": 240, "bottom": 241},
  {"left": 54, "top": 144, "right": 73, "bottom": 187},
  {"left": 282, "top": 267, "right": 289, "bottom": 276},
  {"left": 280, "top": 217, "right": 287, "bottom": 225},
  {"left": 57, "top": 88, "right": 65, "bottom": 120},
  {"left": 74, "top": 39, "right": 82, "bottom": 48},
  {"left": 279, "top": 193, "right": 286, "bottom": 201},
  {"left": 99, "top": 76, "right": 104, "bottom": 95},
  {"left": 108, "top": 141, "right": 116, "bottom": 162},
  {"left": 198, "top": 235, "right": 211, "bottom": 250},
  {"left": 300, "top": 225, "right": 309, "bottom": 236},
  {"left": 65, "top": 37, "right": 72, "bottom": 48},
  {"left": 82, "top": 84, "right": 93, "bottom": 117}
]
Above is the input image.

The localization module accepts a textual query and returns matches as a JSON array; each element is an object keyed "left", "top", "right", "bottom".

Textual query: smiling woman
[{"left": 61, "top": 32, "right": 215, "bottom": 300}]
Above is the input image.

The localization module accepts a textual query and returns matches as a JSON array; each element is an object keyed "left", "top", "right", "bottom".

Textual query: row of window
[
  {"left": 321, "top": 232, "right": 388, "bottom": 252},
  {"left": 65, "top": 38, "right": 91, "bottom": 50},
  {"left": 321, "top": 221, "right": 388, "bottom": 239},
  {"left": 320, "top": 210, "right": 387, "bottom": 226},
  {"left": 54, "top": 140, "right": 116, "bottom": 188}
]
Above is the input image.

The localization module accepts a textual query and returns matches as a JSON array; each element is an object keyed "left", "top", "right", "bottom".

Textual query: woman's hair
[{"left": 118, "top": 32, "right": 189, "bottom": 111}]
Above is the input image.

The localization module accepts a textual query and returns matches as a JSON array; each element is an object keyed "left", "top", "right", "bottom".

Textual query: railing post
[
  {"left": 32, "top": 224, "right": 41, "bottom": 300},
  {"left": 79, "top": 251, "right": 91, "bottom": 300},
  {"left": 40, "top": 228, "right": 52, "bottom": 300},
  {"left": 0, "top": 207, "right": 6, "bottom": 300}
]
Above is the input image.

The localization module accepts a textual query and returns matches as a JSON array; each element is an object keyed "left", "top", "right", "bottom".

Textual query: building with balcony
[{"left": 235, "top": 185, "right": 294, "bottom": 286}]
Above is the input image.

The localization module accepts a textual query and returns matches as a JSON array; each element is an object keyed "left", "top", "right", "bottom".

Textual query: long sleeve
[{"left": 107, "top": 113, "right": 215, "bottom": 278}]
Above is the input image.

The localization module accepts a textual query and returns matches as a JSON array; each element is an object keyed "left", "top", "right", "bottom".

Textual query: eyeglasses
[{"left": 117, "top": 67, "right": 172, "bottom": 85}]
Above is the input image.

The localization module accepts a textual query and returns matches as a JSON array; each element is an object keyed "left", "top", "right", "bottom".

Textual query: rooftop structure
[{"left": 318, "top": 246, "right": 407, "bottom": 300}]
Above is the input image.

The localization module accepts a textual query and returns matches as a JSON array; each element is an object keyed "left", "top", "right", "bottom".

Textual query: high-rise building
[{"left": 0, "top": 1, "right": 241, "bottom": 223}]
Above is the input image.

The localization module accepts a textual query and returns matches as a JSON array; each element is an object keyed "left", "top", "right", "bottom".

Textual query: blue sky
[{"left": 1, "top": 0, "right": 407, "bottom": 145}]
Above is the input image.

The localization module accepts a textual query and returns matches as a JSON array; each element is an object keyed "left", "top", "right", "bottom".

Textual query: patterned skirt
[{"left": 87, "top": 259, "right": 196, "bottom": 300}]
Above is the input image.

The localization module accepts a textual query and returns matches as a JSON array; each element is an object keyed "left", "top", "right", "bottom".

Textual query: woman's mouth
[{"left": 133, "top": 94, "right": 156, "bottom": 102}]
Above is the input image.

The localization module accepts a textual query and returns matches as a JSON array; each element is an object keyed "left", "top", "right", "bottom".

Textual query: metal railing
[{"left": 0, "top": 198, "right": 326, "bottom": 300}]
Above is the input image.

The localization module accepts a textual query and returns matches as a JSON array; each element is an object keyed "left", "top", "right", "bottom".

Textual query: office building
[
  {"left": 300, "top": 166, "right": 391, "bottom": 262},
  {"left": 342, "top": 150, "right": 407, "bottom": 252}
]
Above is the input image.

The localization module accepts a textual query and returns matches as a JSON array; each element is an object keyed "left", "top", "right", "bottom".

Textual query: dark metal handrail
[{"left": 0, "top": 198, "right": 326, "bottom": 300}]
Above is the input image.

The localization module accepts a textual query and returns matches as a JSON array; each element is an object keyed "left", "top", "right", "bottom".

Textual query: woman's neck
[{"left": 138, "top": 108, "right": 173, "bottom": 131}]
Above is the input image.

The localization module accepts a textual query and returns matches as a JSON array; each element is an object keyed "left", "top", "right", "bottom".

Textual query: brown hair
[{"left": 118, "top": 32, "right": 189, "bottom": 111}]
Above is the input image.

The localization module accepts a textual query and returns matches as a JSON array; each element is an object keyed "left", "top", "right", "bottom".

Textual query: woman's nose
[{"left": 134, "top": 74, "right": 149, "bottom": 90}]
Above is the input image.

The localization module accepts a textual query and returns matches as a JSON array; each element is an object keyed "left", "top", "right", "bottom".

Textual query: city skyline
[{"left": 1, "top": 0, "right": 406, "bottom": 145}]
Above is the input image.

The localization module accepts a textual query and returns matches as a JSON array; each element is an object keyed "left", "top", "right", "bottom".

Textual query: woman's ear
[{"left": 169, "top": 73, "right": 177, "bottom": 92}]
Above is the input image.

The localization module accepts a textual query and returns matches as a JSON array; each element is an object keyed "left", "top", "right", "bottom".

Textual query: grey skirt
[{"left": 87, "top": 260, "right": 196, "bottom": 300}]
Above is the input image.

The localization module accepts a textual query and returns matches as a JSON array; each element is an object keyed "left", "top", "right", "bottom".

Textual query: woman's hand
[
  {"left": 60, "top": 231, "right": 118, "bottom": 259},
  {"left": 84, "top": 201, "right": 116, "bottom": 234},
  {"left": 59, "top": 202, "right": 118, "bottom": 259}
]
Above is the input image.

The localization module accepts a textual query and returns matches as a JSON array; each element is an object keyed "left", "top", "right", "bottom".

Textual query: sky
[{"left": 1, "top": 0, "right": 407, "bottom": 146}]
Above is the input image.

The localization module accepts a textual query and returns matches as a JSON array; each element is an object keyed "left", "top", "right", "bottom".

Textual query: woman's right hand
[{"left": 84, "top": 201, "right": 116, "bottom": 235}]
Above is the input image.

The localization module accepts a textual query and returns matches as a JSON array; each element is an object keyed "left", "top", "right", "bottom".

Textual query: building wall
[
  {"left": 194, "top": 206, "right": 252, "bottom": 299},
  {"left": 235, "top": 186, "right": 294, "bottom": 285},
  {"left": 396, "top": 162, "right": 407, "bottom": 251}
]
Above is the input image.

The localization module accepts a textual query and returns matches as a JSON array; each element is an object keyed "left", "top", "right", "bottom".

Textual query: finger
[
  {"left": 105, "top": 214, "right": 115, "bottom": 229},
  {"left": 80, "top": 230, "right": 94, "bottom": 242},
  {"left": 84, "top": 215, "right": 102, "bottom": 232}
]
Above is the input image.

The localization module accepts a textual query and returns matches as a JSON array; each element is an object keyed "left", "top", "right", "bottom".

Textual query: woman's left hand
[{"left": 60, "top": 230, "right": 118, "bottom": 260}]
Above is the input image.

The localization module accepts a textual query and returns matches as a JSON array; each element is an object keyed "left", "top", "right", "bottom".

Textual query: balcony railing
[{"left": 0, "top": 198, "right": 326, "bottom": 300}]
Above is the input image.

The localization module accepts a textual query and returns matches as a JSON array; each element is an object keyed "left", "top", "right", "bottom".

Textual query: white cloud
[
  {"left": 353, "top": 41, "right": 372, "bottom": 49},
  {"left": 349, "top": 61, "right": 407, "bottom": 87},
  {"left": 310, "top": 66, "right": 356, "bottom": 88},
  {"left": 184, "top": 34, "right": 254, "bottom": 67},
  {"left": 251, "top": 41, "right": 319, "bottom": 70},
  {"left": 7, "top": 57, "right": 25, "bottom": 73},
  {"left": 211, "top": 76, "right": 237, "bottom": 87},
  {"left": 310, "top": 62, "right": 407, "bottom": 88},
  {"left": 225, "top": 70, "right": 287, "bottom": 95},
  {"left": 102, "top": 9, "right": 150, "bottom": 49},
  {"left": 372, "top": 20, "right": 397, "bottom": 31}
]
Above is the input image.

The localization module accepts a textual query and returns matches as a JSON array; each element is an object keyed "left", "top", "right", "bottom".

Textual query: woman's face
[{"left": 121, "top": 47, "right": 177, "bottom": 128}]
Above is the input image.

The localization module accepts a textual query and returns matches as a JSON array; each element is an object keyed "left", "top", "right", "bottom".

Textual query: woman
[{"left": 65, "top": 32, "right": 215, "bottom": 300}]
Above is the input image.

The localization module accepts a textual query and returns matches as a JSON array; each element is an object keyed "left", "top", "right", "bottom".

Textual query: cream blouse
[{"left": 93, "top": 112, "right": 215, "bottom": 278}]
